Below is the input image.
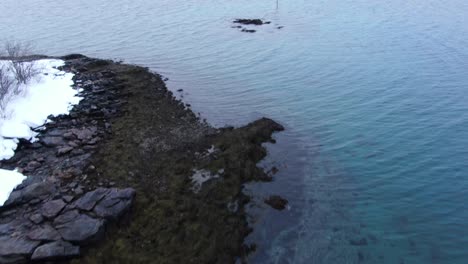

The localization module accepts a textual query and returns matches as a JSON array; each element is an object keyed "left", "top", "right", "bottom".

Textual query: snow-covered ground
[
  {"left": 0, "top": 169, "right": 26, "bottom": 206},
  {"left": 0, "top": 59, "right": 81, "bottom": 206}
]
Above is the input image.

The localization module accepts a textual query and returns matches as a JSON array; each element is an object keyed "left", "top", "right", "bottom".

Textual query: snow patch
[
  {"left": 190, "top": 169, "right": 223, "bottom": 193},
  {"left": 0, "top": 169, "right": 26, "bottom": 206},
  {"left": 0, "top": 59, "right": 81, "bottom": 160}
]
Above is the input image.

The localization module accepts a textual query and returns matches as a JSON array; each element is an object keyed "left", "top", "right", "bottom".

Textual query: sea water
[{"left": 2, "top": 0, "right": 468, "bottom": 263}]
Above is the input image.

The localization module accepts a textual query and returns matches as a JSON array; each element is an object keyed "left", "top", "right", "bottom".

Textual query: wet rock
[
  {"left": 0, "top": 236, "right": 40, "bottom": 263},
  {"left": 74, "top": 188, "right": 110, "bottom": 211},
  {"left": 27, "top": 224, "right": 61, "bottom": 241},
  {"left": 93, "top": 188, "right": 135, "bottom": 220},
  {"left": 56, "top": 214, "right": 104, "bottom": 243},
  {"left": 31, "top": 240, "right": 80, "bottom": 261},
  {"left": 41, "top": 199, "right": 66, "bottom": 218},
  {"left": 264, "top": 195, "right": 288, "bottom": 210}
]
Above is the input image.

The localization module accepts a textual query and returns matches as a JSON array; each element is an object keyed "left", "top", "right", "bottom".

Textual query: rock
[
  {"left": 62, "top": 195, "right": 74, "bottom": 203},
  {"left": 24, "top": 161, "right": 41, "bottom": 172},
  {"left": 93, "top": 188, "right": 135, "bottom": 220},
  {"left": 233, "top": 18, "right": 267, "bottom": 25},
  {"left": 29, "top": 214, "right": 44, "bottom": 224},
  {"left": 264, "top": 195, "right": 288, "bottom": 210},
  {"left": 241, "top": 29, "right": 256, "bottom": 33},
  {"left": 27, "top": 224, "right": 61, "bottom": 241},
  {"left": 57, "top": 146, "right": 74, "bottom": 156},
  {"left": 73, "top": 187, "right": 84, "bottom": 195},
  {"left": 56, "top": 214, "right": 104, "bottom": 243},
  {"left": 74, "top": 188, "right": 110, "bottom": 211},
  {"left": 70, "top": 127, "right": 97, "bottom": 141},
  {"left": 0, "top": 236, "right": 40, "bottom": 263},
  {"left": 54, "top": 210, "right": 80, "bottom": 226},
  {"left": 31, "top": 240, "right": 80, "bottom": 261},
  {"left": 41, "top": 199, "right": 66, "bottom": 218},
  {"left": 4, "top": 182, "right": 55, "bottom": 207},
  {"left": 0, "top": 223, "right": 14, "bottom": 236},
  {"left": 68, "top": 140, "right": 80, "bottom": 148},
  {"left": 41, "top": 136, "right": 66, "bottom": 147},
  {"left": 62, "top": 131, "right": 76, "bottom": 140}
]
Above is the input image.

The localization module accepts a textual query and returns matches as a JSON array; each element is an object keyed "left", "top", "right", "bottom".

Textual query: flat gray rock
[
  {"left": 0, "top": 236, "right": 40, "bottom": 263},
  {"left": 41, "top": 136, "right": 65, "bottom": 147},
  {"left": 56, "top": 214, "right": 104, "bottom": 243},
  {"left": 41, "top": 199, "right": 66, "bottom": 219},
  {"left": 53, "top": 210, "right": 80, "bottom": 226},
  {"left": 74, "top": 188, "right": 110, "bottom": 211},
  {"left": 27, "top": 224, "right": 61, "bottom": 241},
  {"left": 4, "top": 182, "right": 55, "bottom": 207},
  {"left": 94, "top": 188, "right": 135, "bottom": 220},
  {"left": 31, "top": 240, "right": 79, "bottom": 261}
]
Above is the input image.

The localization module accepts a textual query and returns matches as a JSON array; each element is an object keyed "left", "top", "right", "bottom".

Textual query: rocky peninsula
[{"left": 0, "top": 55, "right": 284, "bottom": 263}]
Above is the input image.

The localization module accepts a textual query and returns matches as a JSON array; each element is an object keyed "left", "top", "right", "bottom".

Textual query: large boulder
[{"left": 56, "top": 214, "right": 104, "bottom": 244}]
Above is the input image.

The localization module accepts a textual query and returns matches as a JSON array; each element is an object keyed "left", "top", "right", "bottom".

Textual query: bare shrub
[
  {"left": 0, "top": 65, "right": 14, "bottom": 116},
  {"left": 0, "top": 41, "right": 41, "bottom": 115},
  {"left": 5, "top": 41, "right": 39, "bottom": 85}
]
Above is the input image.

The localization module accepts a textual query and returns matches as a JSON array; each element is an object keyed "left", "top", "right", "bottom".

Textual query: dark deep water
[{"left": 2, "top": 0, "right": 468, "bottom": 263}]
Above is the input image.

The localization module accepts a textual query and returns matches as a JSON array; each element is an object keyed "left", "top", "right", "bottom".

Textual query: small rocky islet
[
  {"left": 232, "top": 18, "right": 283, "bottom": 33},
  {"left": 0, "top": 55, "right": 286, "bottom": 263}
]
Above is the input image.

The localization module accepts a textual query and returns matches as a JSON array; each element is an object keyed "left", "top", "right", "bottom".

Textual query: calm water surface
[{"left": 2, "top": 1, "right": 468, "bottom": 263}]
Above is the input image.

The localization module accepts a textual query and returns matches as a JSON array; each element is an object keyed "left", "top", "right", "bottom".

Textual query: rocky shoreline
[{"left": 0, "top": 55, "right": 284, "bottom": 263}]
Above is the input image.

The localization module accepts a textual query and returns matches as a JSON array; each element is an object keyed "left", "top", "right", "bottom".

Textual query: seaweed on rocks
[{"left": 0, "top": 55, "right": 284, "bottom": 264}]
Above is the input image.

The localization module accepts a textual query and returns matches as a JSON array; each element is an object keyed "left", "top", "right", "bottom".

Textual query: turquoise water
[{"left": 2, "top": 0, "right": 468, "bottom": 263}]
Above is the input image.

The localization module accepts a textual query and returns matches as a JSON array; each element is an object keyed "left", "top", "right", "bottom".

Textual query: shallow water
[{"left": 2, "top": 0, "right": 468, "bottom": 263}]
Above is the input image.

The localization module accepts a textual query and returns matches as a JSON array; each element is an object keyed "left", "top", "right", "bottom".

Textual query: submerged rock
[
  {"left": 350, "top": 238, "right": 368, "bottom": 246},
  {"left": 264, "top": 195, "right": 288, "bottom": 210}
]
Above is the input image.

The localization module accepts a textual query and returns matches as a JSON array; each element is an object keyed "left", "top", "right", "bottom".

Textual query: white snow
[
  {"left": 190, "top": 169, "right": 224, "bottom": 193},
  {"left": 0, "top": 59, "right": 81, "bottom": 160},
  {"left": 0, "top": 169, "right": 26, "bottom": 206},
  {"left": 0, "top": 59, "right": 81, "bottom": 206}
]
